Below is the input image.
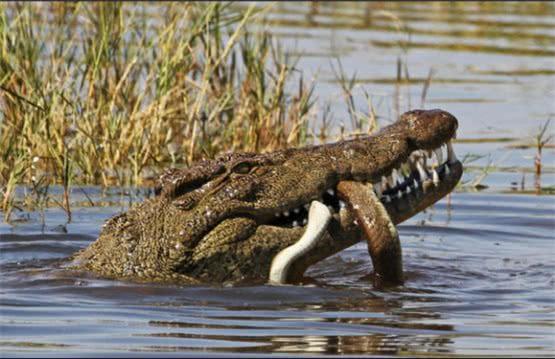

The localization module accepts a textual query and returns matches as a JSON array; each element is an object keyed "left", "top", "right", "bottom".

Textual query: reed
[
  {"left": 0, "top": 3, "right": 317, "bottom": 221},
  {"left": 533, "top": 119, "right": 553, "bottom": 176}
]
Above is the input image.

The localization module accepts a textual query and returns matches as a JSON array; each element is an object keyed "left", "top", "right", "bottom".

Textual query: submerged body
[{"left": 71, "top": 109, "right": 462, "bottom": 286}]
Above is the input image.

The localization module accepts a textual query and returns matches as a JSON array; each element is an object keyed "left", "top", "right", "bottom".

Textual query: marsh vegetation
[
  {"left": 0, "top": 3, "right": 325, "bottom": 221},
  {"left": 2, "top": 2, "right": 553, "bottom": 222}
]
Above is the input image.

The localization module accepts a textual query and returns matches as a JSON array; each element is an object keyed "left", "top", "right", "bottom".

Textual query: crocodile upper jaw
[{"left": 264, "top": 139, "right": 462, "bottom": 230}]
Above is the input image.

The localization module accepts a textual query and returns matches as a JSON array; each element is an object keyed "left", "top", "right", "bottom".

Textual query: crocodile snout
[{"left": 402, "top": 109, "right": 458, "bottom": 150}]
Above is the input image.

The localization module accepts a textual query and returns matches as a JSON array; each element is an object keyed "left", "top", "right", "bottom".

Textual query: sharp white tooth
[
  {"left": 328, "top": 205, "right": 334, "bottom": 212},
  {"left": 283, "top": 210, "right": 290, "bottom": 217},
  {"left": 269, "top": 200, "right": 331, "bottom": 284},
  {"left": 339, "top": 200, "right": 346, "bottom": 209},
  {"left": 397, "top": 190, "right": 403, "bottom": 199},
  {"left": 294, "top": 208, "right": 300, "bottom": 214},
  {"left": 302, "top": 218, "right": 308, "bottom": 225},
  {"left": 373, "top": 183, "right": 382, "bottom": 197},
  {"left": 434, "top": 147, "right": 443, "bottom": 165},
  {"left": 445, "top": 164, "right": 451, "bottom": 175},
  {"left": 275, "top": 212, "right": 281, "bottom": 217},
  {"left": 410, "top": 151, "right": 420, "bottom": 163},
  {"left": 416, "top": 161, "right": 428, "bottom": 181},
  {"left": 381, "top": 176, "right": 389, "bottom": 190},
  {"left": 292, "top": 221, "right": 298, "bottom": 227},
  {"left": 447, "top": 141, "right": 457, "bottom": 163},
  {"left": 383, "top": 195, "right": 391, "bottom": 203},
  {"left": 432, "top": 169, "right": 439, "bottom": 186},
  {"left": 392, "top": 169, "right": 400, "bottom": 186},
  {"left": 304, "top": 203, "right": 310, "bottom": 210},
  {"left": 388, "top": 173, "right": 396, "bottom": 188},
  {"left": 424, "top": 150, "right": 434, "bottom": 169},
  {"left": 326, "top": 188, "right": 335, "bottom": 196},
  {"left": 413, "top": 178, "right": 419, "bottom": 188},
  {"left": 406, "top": 185, "right": 411, "bottom": 194},
  {"left": 395, "top": 168, "right": 405, "bottom": 186},
  {"left": 353, "top": 219, "right": 359, "bottom": 225},
  {"left": 399, "top": 170, "right": 406, "bottom": 184}
]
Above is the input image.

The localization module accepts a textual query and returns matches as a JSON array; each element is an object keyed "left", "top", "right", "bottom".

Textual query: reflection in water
[
  {"left": 142, "top": 322, "right": 455, "bottom": 355},
  {"left": 138, "top": 294, "right": 456, "bottom": 354}
]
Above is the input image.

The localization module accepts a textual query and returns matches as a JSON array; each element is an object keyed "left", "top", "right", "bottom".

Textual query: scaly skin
[{"left": 71, "top": 109, "right": 462, "bottom": 285}]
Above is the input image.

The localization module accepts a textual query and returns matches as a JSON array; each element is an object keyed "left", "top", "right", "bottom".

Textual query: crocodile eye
[{"left": 233, "top": 162, "right": 253, "bottom": 174}]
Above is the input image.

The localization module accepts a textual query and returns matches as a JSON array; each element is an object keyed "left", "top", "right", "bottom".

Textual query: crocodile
[{"left": 70, "top": 109, "right": 462, "bottom": 287}]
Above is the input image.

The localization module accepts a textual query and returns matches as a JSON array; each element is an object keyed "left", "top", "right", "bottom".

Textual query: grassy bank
[{"left": 0, "top": 3, "right": 324, "bottom": 220}]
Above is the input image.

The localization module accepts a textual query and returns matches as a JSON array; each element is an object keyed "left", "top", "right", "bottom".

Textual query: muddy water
[
  {"left": 2, "top": 2, "right": 555, "bottom": 357},
  {"left": 1, "top": 190, "right": 554, "bottom": 356}
]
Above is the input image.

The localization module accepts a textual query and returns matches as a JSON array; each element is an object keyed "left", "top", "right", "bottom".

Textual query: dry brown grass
[{"left": 0, "top": 3, "right": 320, "bottom": 220}]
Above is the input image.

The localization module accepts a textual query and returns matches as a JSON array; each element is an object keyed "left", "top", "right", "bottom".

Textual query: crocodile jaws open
[{"left": 71, "top": 109, "right": 463, "bottom": 287}]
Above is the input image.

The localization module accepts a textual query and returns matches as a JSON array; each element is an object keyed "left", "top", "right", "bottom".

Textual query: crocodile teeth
[
  {"left": 269, "top": 200, "right": 331, "bottom": 285},
  {"left": 293, "top": 208, "right": 300, "bottom": 214},
  {"left": 392, "top": 169, "right": 402, "bottom": 186},
  {"left": 406, "top": 185, "right": 411, "bottom": 194},
  {"left": 447, "top": 141, "right": 457, "bottom": 163},
  {"left": 339, "top": 200, "right": 346, "bottom": 209},
  {"left": 302, "top": 218, "right": 308, "bottom": 225},
  {"left": 397, "top": 190, "right": 403, "bottom": 199},
  {"left": 435, "top": 147, "right": 443, "bottom": 165},
  {"left": 387, "top": 173, "right": 396, "bottom": 188},
  {"left": 292, "top": 220, "right": 299, "bottom": 227},
  {"left": 381, "top": 176, "right": 389, "bottom": 190},
  {"left": 432, "top": 168, "right": 439, "bottom": 186},
  {"left": 304, "top": 203, "right": 310, "bottom": 210},
  {"left": 397, "top": 170, "right": 405, "bottom": 185},
  {"left": 283, "top": 210, "right": 290, "bottom": 217},
  {"left": 275, "top": 212, "right": 281, "bottom": 217},
  {"left": 383, "top": 195, "right": 391, "bottom": 203},
  {"left": 413, "top": 178, "right": 419, "bottom": 188},
  {"left": 416, "top": 161, "right": 428, "bottom": 181},
  {"left": 373, "top": 183, "right": 382, "bottom": 197},
  {"left": 445, "top": 164, "right": 451, "bottom": 175},
  {"left": 326, "top": 188, "right": 335, "bottom": 196}
]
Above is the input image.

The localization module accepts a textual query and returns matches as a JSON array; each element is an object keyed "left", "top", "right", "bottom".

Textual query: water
[
  {"left": 255, "top": 1, "right": 555, "bottom": 191},
  {"left": 1, "top": 191, "right": 554, "bottom": 356},
  {"left": 1, "top": 2, "right": 555, "bottom": 357}
]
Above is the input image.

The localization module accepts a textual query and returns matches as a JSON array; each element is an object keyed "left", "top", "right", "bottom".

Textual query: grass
[
  {"left": 0, "top": 2, "right": 450, "bottom": 223},
  {"left": 0, "top": 3, "right": 318, "bottom": 222},
  {"left": 533, "top": 119, "right": 553, "bottom": 176},
  {"left": 2, "top": 3, "right": 551, "bottom": 223}
]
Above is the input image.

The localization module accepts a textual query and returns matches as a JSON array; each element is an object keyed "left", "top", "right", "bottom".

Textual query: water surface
[{"left": 1, "top": 190, "right": 554, "bottom": 356}]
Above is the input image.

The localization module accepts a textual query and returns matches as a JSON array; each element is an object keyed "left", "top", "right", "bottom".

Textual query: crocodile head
[{"left": 73, "top": 109, "right": 462, "bottom": 285}]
